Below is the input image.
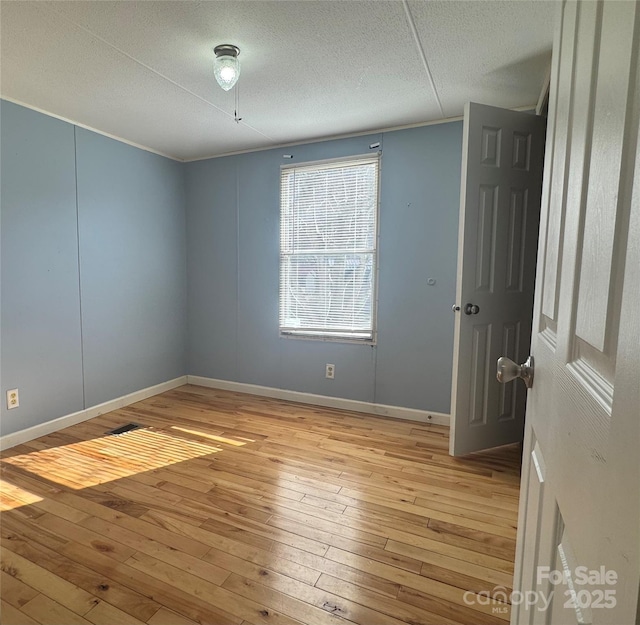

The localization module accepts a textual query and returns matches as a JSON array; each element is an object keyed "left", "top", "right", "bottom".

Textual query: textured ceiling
[{"left": 0, "top": 1, "right": 555, "bottom": 161}]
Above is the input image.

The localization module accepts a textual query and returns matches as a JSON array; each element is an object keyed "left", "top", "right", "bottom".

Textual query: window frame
[{"left": 278, "top": 152, "right": 381, "bottom": 344}]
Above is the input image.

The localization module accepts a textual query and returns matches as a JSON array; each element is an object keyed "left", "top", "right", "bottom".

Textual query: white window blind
[{"left": 279, "top": 154, "right": 379, "bottom": 340}]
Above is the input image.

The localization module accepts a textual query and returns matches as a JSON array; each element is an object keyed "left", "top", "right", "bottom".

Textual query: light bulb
[{"left": 220, "top": 66, "right": 236, "bottom": 82}]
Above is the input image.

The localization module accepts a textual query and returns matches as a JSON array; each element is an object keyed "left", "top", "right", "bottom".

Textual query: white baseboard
[
  {"left": 0, "top": 376, "right": 188, "bottom": 452},
  {"left": 1, "top": 374, "right": 449, "bottom": 452},
  {"left": 187, "top": 375, "right": 450, "bottom": 426}
]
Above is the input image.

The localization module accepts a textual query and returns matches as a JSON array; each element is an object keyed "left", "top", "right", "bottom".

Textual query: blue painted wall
[
  {"left": 1, "top": 102, "right": 186, "bottom": 435},
  {"left": 186, "top": 121, "right": 463, "bottom": 414},
  {"left": 76, "top": 130, "right": 187, "bottom": 407},
  {"left": 1, "top": 99, "right": 462, "bottom": 437},
  {"left": 1, "top": 101, "right": 85, "bottom": 434}
]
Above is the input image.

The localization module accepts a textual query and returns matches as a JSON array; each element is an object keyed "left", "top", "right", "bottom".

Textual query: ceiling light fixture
[{"left": 213, "top": 44, "right": 241, "bottom": 91}]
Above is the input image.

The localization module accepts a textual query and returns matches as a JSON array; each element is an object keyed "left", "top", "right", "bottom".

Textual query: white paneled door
[
  {"left": 512, "top": 1, "right": 640, "bottom": 624},
  {"left": 450, "top": 103, "right": 545, "bottom": 456}
]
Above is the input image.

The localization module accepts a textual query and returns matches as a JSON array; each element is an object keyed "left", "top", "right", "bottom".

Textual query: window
[{"left": 279, "top": 154, "right": 380, "bottom": 341}]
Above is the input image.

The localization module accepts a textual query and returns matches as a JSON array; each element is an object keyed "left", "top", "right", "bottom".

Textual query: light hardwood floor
[{"left": 0, "top": 385, "right": 521, "bottom": 625}]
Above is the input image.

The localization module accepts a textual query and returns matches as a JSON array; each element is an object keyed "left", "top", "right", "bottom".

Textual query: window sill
[{"left": 279, "top": 331, "right": 376, "bottom": 346}]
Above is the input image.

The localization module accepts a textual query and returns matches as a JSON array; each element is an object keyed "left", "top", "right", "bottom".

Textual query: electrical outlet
[
  {"left": 6, "top": 389, "right": 19, "bottom": 410},
  {"left": 325, "top": 364, "right": 335, "bottom": 379}
]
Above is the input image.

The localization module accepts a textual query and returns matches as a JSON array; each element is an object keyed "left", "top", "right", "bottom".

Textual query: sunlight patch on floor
[
  {"left": 0, "top": 479, "right": 42, "bottom": 511},
  {"left": 1, "top": 428, "right": 224, "bottom": 490},
  {"left": 170, "top": 426, "right": 253, "bottom": 446}
]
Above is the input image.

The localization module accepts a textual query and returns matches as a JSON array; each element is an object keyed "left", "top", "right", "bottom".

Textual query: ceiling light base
[{"left": 213, "top": 44, "right": 240, "bottom": 58}]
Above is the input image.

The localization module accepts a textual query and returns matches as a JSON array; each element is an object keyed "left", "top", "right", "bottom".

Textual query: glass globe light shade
[{"left": 213, "top": 46, "right": 241, "bottom": 91}]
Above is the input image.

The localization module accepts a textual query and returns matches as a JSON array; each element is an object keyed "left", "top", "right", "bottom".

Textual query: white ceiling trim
[
  {"left": 401, "top": 0, "right": 444, "bottom": 118},
  {"left": 0, "top": 95, "right": 182, "bottom": 161},
  {"left": 2, "top": 94, "right": 536, "bottom": 163},
  {"left": 183, "top": 104, "right": 538, "bottom": 162},
  {"left": 536, "top": 62, "right": 552, "bottom": 115}
]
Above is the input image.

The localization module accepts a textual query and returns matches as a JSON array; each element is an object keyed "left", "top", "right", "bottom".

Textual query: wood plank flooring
[{"left": 0, "top": 385, "right": 521, "bottom": 625}]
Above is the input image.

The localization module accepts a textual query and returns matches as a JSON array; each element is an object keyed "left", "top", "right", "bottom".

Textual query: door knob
[
  {"left": 464, "top": 303, "right": 480, "bottom": 315},
  {"left": 452, "top": 304, "right": 461, "bottom": 312},
  {"left": 496, "top": 355, "right": 534, "bottom": 389}
]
